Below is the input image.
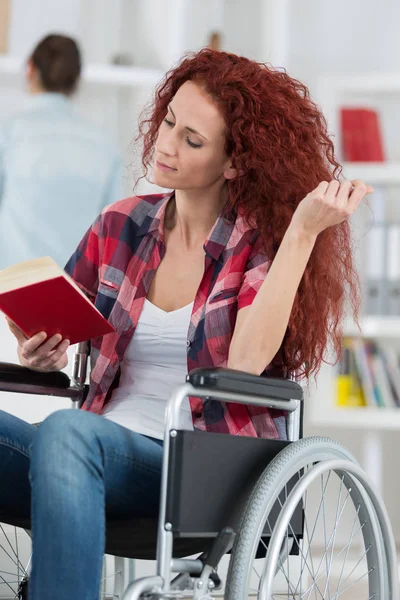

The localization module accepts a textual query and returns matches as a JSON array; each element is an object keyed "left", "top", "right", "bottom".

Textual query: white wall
[{"left": 288, "top": 0, "right": 400, "bottom": 88}]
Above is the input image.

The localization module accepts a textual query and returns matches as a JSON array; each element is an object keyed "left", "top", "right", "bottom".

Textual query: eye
[
  {"left": 186, "top": 137, "right": 202, "bottom": 149},
  {"left": 163, "top": 118, "right": 174, "bottom": 126}
]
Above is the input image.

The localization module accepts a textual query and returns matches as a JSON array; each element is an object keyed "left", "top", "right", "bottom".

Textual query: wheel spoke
[
  {"left": 0, "top": 572, "right": 20, "bottom": 597},
  {"left": 272, "top": 471, "right": 372, "bottom": 600},
  {"left": 0, "top": 525, "right": 27, "bottom": 573},
  {"left": 312, "top": 486, "right": 352, "bottom": 585},
  {"left": 300, "top": 471, "right": 332, "bottom": 572},
  {"left": 302, "top": 519, "right": 367, "bottom": 594},
  {"left": 334, "top": 504, "right": 361, "bottom": 595},
  {"left": 331, "top": 567, "right": 373, "bottom": 599},
  {"left": 271, "top": 495, "right": 326, "bottom": 599},
  {"left": 323, "top": 474, "right": 345, "bottom": 599},
  {"left": 336, "top": 544, "right": 371, "bottom": 591}
]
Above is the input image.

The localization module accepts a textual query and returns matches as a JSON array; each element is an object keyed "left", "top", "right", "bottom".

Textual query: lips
[{"left": 156, "top": 160, "right": 177, "bottom": 172}]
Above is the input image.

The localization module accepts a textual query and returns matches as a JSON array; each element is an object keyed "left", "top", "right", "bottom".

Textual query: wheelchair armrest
[
  {"left": 187, "top": 368, "right": 303, "bottom": 402},
  {"left": 0, "top": 361, "right": 71, "bottom": 388}
]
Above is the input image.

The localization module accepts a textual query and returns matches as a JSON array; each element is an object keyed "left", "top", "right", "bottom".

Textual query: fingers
[
  {"left": 315, "top": 181, "right": 330, "bottom": 195},
  {"left": 321, "top": 179, "right": 373, "bottom": 213},
  {"left": 19, "top": 332, "right": 70, "bottom": 370},
  {"left": 20, "top": 331, "right": 53, "bottom": 357},
  {"left": 347, "top": 179, "right": 370, "bottom": 212},
  {"left": 351, "top": 179, "right": 374, "bottom": 195},
  {"left": 335, "top": 180, "right": 353, "bottom": 208},
  {"left": 324, "top": 180, "right": 341, "bottom": 204},
  {"left": 37, "top": 339, "right": 70, "bottom": 370}
]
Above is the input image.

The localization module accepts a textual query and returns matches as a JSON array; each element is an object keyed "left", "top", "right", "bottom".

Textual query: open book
[{"left": 0, "top": 257, "right": 115, "bottom": 345}]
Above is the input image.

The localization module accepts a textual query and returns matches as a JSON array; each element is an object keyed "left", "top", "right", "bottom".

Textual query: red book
[
  {"left": 340, "top": 107, "right": 385, "bottom": 162},
  {"left": 361, "top": 109, "right": 385, "bottom": 161},
  {"left": 340, "top": 108, "right": 364, "bottom": 161},
  {"left": 0, "top": 256, "right": 115, "bottom": 345}
]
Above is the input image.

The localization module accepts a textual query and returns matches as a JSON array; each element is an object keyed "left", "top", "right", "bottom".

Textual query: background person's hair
[
  {"left": 138, "top": 48, "right": 360, "bottom": 379},
  {"left": 30, "top": 34, "right": 81, "bottom": 95}
]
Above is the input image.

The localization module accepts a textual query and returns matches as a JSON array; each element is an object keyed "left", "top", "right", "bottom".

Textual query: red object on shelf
[{"left": 340, "top": 108, "right": 385, "bottom": 162}]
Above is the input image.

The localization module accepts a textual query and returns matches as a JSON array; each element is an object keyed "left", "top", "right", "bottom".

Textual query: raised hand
[{"left": 291, "top": 179, "right": 374, "bottom": 238}]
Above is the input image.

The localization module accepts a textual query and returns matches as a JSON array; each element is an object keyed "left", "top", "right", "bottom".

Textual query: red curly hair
[{"left": 138, "top": 48, "right": 360, "bottom": 378}]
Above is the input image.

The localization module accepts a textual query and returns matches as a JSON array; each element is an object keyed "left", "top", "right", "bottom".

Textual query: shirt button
[{"left": 186, "top": 340, "right": 191, "bottom": 347}]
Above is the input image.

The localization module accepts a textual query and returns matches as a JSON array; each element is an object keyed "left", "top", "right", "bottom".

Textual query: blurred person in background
[{"left": 0, "top": 33, "right": 123, "bottom": 269}]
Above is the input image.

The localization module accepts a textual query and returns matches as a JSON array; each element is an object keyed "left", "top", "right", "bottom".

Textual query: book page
[{"left": 0, "top": 257, "right": 94, "bottom": 307}]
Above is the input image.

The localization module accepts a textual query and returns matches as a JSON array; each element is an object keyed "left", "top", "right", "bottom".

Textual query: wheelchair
[{"left": 0, "top": 340, "right": 398, "bottom": 599}]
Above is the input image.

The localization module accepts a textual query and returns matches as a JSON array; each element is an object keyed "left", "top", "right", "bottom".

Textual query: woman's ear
[
  {"left": 224, "top": 163, "right": 238, "bottom": 181},
  {"left": 25, "top": 59, "right": 34, "bottom": 79}
]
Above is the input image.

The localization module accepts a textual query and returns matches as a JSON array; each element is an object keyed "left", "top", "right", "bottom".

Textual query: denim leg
[
  {"left": 29, "top": 409, "right": 163, "bottom": 600},
  {"left": 0, "top": 409, "right": 35, "bottom": 520}
]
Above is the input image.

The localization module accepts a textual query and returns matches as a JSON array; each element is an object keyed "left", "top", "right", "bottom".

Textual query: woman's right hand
[{"left": 7, "top": 318, "right": 70, "bottom": 372}]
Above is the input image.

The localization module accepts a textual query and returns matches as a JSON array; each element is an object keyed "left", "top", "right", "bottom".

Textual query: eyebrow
[{"left": 168, "top": 105, "right": 209, "bottom": 141}]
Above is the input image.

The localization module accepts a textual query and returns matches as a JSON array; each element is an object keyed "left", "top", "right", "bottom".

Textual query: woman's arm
[
  {"left": 227, "top": 225, "right": 315, "bottom": 374},
  {"left": 227, "top": 179, "right": 372, "bottom": 374}
]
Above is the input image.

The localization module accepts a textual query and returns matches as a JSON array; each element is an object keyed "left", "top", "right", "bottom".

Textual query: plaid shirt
[{"left": 65, "top": 192, "right": 287, "bottom": 439}]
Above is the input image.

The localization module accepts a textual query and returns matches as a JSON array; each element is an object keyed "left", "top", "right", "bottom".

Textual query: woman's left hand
[{"left": 291, "top": 179, "right": 374, "bottom": 238}]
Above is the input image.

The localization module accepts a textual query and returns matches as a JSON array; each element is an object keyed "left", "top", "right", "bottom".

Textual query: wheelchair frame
[{"left": 123, "top": 375, "right": 302, "bottom": 599}]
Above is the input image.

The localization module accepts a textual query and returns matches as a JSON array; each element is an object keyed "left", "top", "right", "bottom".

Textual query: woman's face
[{"left": 153, "top": 81, "right": 237, "bottom": 190}]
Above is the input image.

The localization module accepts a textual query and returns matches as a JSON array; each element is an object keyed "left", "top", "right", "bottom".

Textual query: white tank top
[{"left": 102, "top": 299, "right": 194, "bottom": 439}]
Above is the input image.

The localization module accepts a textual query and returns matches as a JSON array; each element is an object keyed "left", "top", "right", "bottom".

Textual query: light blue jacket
[{"left": 0, "top": 93, "right": 123, "bottom": 269}]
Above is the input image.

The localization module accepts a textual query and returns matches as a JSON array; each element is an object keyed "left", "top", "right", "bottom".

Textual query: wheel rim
[
  {"left": 246, "top": 460, "right": 386, "bottom": 599},
  {"left": 0, "top": 525, "right": 31, "bottom": 599}
]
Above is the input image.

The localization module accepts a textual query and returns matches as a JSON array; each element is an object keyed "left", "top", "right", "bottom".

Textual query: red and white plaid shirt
[{"left": 65, "top": 192, "right": 287, "bottom": 439}]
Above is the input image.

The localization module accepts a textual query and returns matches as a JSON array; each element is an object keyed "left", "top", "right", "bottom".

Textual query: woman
[
  {"left": 0, "top": 33, "right": 122, "bottom": 269},
  {"left": 2, "top": 49, "right": 371, "bottom": 599}
]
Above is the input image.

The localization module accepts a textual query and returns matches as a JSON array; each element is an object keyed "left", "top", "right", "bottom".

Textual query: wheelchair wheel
[
  {"left": 0, "top": 524, "right": 31, "bottom": 599},
  {"left": 225, "top": 436, "right": 398, "bottom": 600},
  {"left": 0, "top": 524, "right": 128, "bottom": 599}
]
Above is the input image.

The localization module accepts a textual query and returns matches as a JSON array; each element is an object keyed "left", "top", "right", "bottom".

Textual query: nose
[{"left": 156, "top": 127, "right": 178, "bottom": 158}]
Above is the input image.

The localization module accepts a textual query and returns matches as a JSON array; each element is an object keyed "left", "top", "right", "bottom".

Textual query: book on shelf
[
  {"left": 350, "top": 338, "right": 377, "bottom": 406},
  {"left": 340, "top": 107, "right": 385, "bottom": 162},
  {"left": 364, "top": 222, "right": 386, "bottom": 316},
  {"left": 336, "top": 337, "right": 366, "bottom": 407},
  {"left": 0, "top": 256, "right": 115, "bottom": 345},
  {"left": 363, "top": 218, "right": 400, "bottom": 317},
  {"left": 336, "top": 337, "right": 400, "bottom": 409},
  {"left": 386, "top": 223, "right": 400, "bottom": 315}
]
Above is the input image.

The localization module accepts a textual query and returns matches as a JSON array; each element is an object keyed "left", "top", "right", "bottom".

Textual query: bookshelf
[
  {"left": 308, "top": 89, "right": 400, "bottom": 491},
  {"left": 312, "top": 69, "right": 400, "bottom": 417},
  {"left": 318, "top": 73, "right": 400, "bottom": 94},
  {"left": 316, "top": 73, "right": 400, "bottom": 160},
  {"left": 343, "top": 316, "right": 400, "bottom": 338},
  {"left": 307, "top": 313, "right": 400, "bottom": 493},
  {"left": 342, "top": 162, "right": 400, "bottom": 185},
  {"left": 0, "top": 55, "right": 164, "bottom": 87},
  {"left": 308, "top": 315, "right": 400, "bottom": 424},
  {"left": 309, "top": 406, "right": 400, "bottom": 431}
]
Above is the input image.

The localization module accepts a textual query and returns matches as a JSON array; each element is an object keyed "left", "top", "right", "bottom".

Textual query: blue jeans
[{"left": 0, "top": 408, "right": 163, "bottom": 600}]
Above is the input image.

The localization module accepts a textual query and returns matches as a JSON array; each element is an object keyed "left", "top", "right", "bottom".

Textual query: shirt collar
[
  {"left": 137, "top": 191, "right": 237, "bottom": 262},
  {"left": 136, "top": 191, "right": 174, "bottom": 239}
]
